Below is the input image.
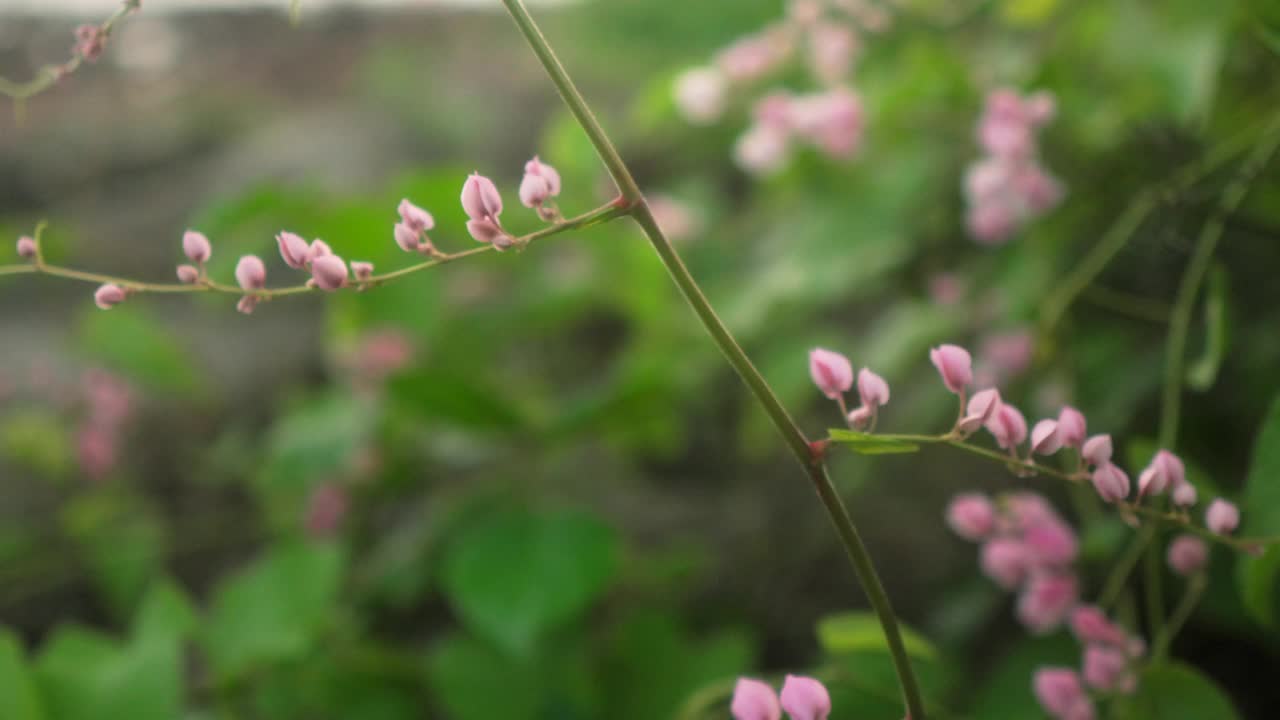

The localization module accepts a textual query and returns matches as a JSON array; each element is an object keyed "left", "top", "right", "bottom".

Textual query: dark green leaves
[
  {"left": 1113, "top": 663, "right": 1240, "bottom": 719},
  {"left": 1237, "top": 393, "right": 1280, "bottom": 628}
]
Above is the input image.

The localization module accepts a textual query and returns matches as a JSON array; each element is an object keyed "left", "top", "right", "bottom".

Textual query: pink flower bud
[
  {"left": 394, "top": 222, "right": 421, "bottom": 253},
  {"left": 1091, "top": 462, "right": 1129, "bottom": 504},
  {"left": 1031, "top": 419, "right": 1063, "bottom": 455},
  {"left": 1004, "top": 492, "right": 1060, "bottom": 532},
  {"left": 1024, "top": 520, "right": 1078, "bottom": 567},
  {"left": 985, "top": 403, "right": 1027, "bottom": 450},
  {"left": 351, "top": 261, "right": 373, "bottom": 282},
  {"left": 461, "top": 173, "right": 504, "bottom": 220},
  {"left": 74, "top": 24, "right": 105, "bottom": 62},
  {"left": 176, "top": 264, "right": 199, "bottom": 284},
  {"left": 957, "top": 388, "right": 1001, "bottom": 434},
  {"left": 397, "top": 199, "right": 435, "bottom": 233},
  {"left": 1205, "top": 499, "right": 1239, "bottom": 535},
  {"left": 1033, "top": 668, "right": 1094, "bottom": 720},
  {"left": 520, "top": 157, "right": 561, "bottom": 208},
  {"left": 235, "top": 255, "right": 266, "bottom": 291},
  {"left": 466, "top": 218, "right": 513, "bottom": 248},
  {"left": 1081, "top": 434, "right": 1113, "bottom": 466},
  {"left": 981, "top": 538, "right": 1030, "bottom": 589},
  {"left": 310, "top": 254, "right": 348, "bottom": 291},
  {"left": 946, "top": 493, "right": 995, "bottom": 541},
  {"left": 1017, "top": 573, "right": 1077, "bottom": 634},
  {"left": 809, "top": 348, "right": 853, "bottom": 400},
  {"left": 967, "top": 201, "right": 1017, "bottom": 245},
  {"left": 716, "top": 34, "right": 783, "bottom": 83},
  {"left": 16, "top": 236, "right": 37, "bottom": 259},
  {"left": 930, "top": 344, "right": 972, "bottom": 394},
  {"left": 182, "top": 230, "right": 212, "bottom": 264},
  {"left": 309, "top": 239, "right": 332, "bottom": 259},
  {"left": 1138, "top": 449, "right": 1184, "bottom": 498},
  {"left": 847, "top": 405, "right": 873, "bottom": 429},
  {"left": 277, "top": 231, "right": 310, "bottom": 269},
  {"left": 674, "top": 67, "right": 728, "bottom": 125},
  {"left": 1172, "top": 479, "right": 1198, "bottom": 507},
  {"left": 236, "top": 295, "right": 258, "bottom": 315},
  {"left": 856, "top": 368, "right": 889, "bottom": 408},
  {"left": 1056, "top": 406, "right": 1086, "bottom": 447},
  {"left": 1167, "top": 535, "right": 1208, "bottom": 577},
  {"left": 1082, "top": 646, "right": 1131, "bottom": 692},
  {"left": 730, "top": 678, "right": 781, "bottom": 720},
  {"left": 1069, "top": 606, "right": 1129, "bottom": 648},
  {"left": 779, "top": 675, "right": 831, "bottom": 720},
  {"left": 94, "top": 283, "right": 127, "bottom": 310},
  {"left": 734, "top": 124, "right": 791, "bottom": 176}
]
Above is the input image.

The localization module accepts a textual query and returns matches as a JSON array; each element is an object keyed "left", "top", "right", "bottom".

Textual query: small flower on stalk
[
  {"left": 277, "top": 231, "right": 310, "bottom": 269},
  {"left": 1056, "top": 406, "right": 1087, "bottom": 447},
  {"left": 235, "top": 255, "right": 266, "bottom": 314},
  {"left": 1091, "top": 462, "right": 1129, "bottom": 503},
  {"left": 309, "top": 239, "right": 332, "bottom": 259},
  {"left": 1167, "top": 535, "right": 1208, "bottom": 576},
  {"left": 351, "top": 261, "right": 374, "bottom": 283},
  {"left": 310, "top": 254, "right": 349, "bottom": 292},
  {"left": 520, "top": 156, "right": 562, "bottom": 218},
  {"left": 1030, "top": 419, "right": 1063, "bottom": 455},
  {"left": 946, "top": 493, "right": 995, "bottom": 541},
  {"left": 779, "top": 675, "right": 831, "bottom": 720},
  {"left": 930, "top": 344, "right": 972, "bottom": 394},
  {"left": 74, "top": 24, "right": 106, "bottom": 62},
  {"left": 808, "top": 348, "right": 852, "bottom": 400},
  {"left": 957, "top": 388, "right": 1000, "bottom": 435},
  {"left": 397, "top": 199, "right": 435, "bottom": 233},
  {"left": 1205, "top": 499, "right": 1239, "bottom": 535},
  {"left": 1172, "top": 479, "right": 1198, "bottom": 508},
  {"left": 1033, "top": 668, "right": 1094, "bottom": 720},
  {"left": 176, "top": 264, "right": 199, "bottom": 284},
  {"left": 1082, "top": 645, "right": 1133, "bottom": 693},
  {"left": 730, "top": 678, "right": 781, "bottom": 720},
  {"left": 846, "top": 405, "right": 873, "bottom": 429},
  {"left": 1017, "top": 572, "right": 1077, "bottom": 634},
  {"left": 1138, "top": 449, "right": 1184, "bottom": 498},
  {"left": 466, "top": 218, "right": 515, "bottom": 250},
  {"left": 17, "top": 236, "right": 37, "bottom": 259},
  {"left": 981, "top": 537, "right": 1030, "bottom": 589},
  {"left": 1081, "top": 434, "right": 1113, "bottom": 467},
  {"left": 182, "top": 230, "right": 211, "bottom": 264},
  {"left": 94, "top": 283, "right": 127, "bottom": 310},
  {"left": 461, "top": 173, "right": 504, "bottom": 221},
  {"left": 985, "top": 403, "right": 1027, "bottom": 450}
]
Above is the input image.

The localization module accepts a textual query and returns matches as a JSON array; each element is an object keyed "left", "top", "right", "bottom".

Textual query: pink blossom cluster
[
  {"left": 1031, "top": 605, "right": 1150, "bottom": 719},
  {"left": 808, "top": 348, "right": 889, "bottom": 429},
  {"left": 673, "top": 0, "right": 886, "bottom": 175},
  {"left": 730, "top": 674, "right": 831, "bottom": 720},
  {"left": 964, "top": 89, "right": 1064, "bottom": 244},
  {"left": 76, "top": 369, "right": 134, "bottom": 481}
]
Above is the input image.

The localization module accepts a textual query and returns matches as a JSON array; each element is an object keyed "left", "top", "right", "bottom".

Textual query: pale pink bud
[
  {"left": 963, "top": 157, "right": 1010, "bottom": 203},
  {"left": 1082, "top": 646, "right": 1130, "bottom": 692},
  {"left": 979, "top": 330, "right": 1034, "bottom": 379},
  {"left": 1138, "top": 450, "right": 1184, "bottom": 498},
  {"left": 236, "top": 295, "right": 258, "bottom": 315},
  {"left": 182, "top": 230, "right": 212, "bottom": 264},
  {"left": 967, "top": 201, "right": 1017, "bottom": 245},
  {"left": 985, "top": 403, "right": 1027, "bottom": 450},
  {"left": 930, "top": 344, "right": 972, "bottom": 394},
  {"left": 1056, "top": 406, "right": 1086, "bottom": 447},
  {"left": 957, "top": 388, "right": 1001, "bottom": 434},
  {"left": 466, "top": 218, "right": 513, "bottom": 248},
  {"left": 461, "top": 173, "right": 503, "bottom": 220},
  {"left": 716, "top": 35, "right": 782, "bottom": 83},
  {"left": 809, "top": 348, "right": 853, "bottom": 400},
  {"left": 94, "top": 283, "right": 127, "bottom": 310},
  {"left": 1167, "top": 535, "right": 1209, "bottom": 576},
  {"left": 521, "top": 157, "right": 561, "bottom": 207},
  {"left": 730, "top": 678, "right": 781, "bottom": 720},
  {"left": 176, "top": 264, "right": 200, "bottom": 284},
  {"left": 1081, "top": 434, "right": 1113, "bottom": 466},
  {"left": 16, "top": 236, "right": 37, "bottom": 259},
  {"left": 397, "top": 199, "right": 435, "bottom": 233},
  {"left": 981, "top": 538, "right": 1030, "bottom": 589},
  {"left": 394, "top": 222, "right": 422, "bottom": 253},
  {"left": 1015, "top": 164, "right": 1064, "bottom": 214},
  {"left": 856, "top": 368, "right": 889, "bottom": 408},
  {"left": 1172, "top": 480, "right": 1198, "bottom": 507},
  {"left": 1031, "top": 419, "right": 1063, "bottom": 455},
  {"left": 277, "top": 231, "right": 310, "bottom": 269},
  {"left": 1024, "top": 520, "right": 1078, "bottom": 567},
  {"left": 779, "top": 675, "right": 831, "bottom": 720},
  {"left": 1091, "top": 462, "right": 1129, "bottom": 503},
  {"left": 734, "top": 124, "right": 791, "bottom": 176},
  {"left": 74, "top": 24, "right": 105, "bottom": 62},
  {"left": 946, "top": 493, "right": 995, "bottom": 541},
  {"left": 309, "top": 239, "right": 332, "bottom": 259},
  {"left": 519, "top": 173, "right": 554, "bottom": 209},
  {"left": 807, "top": 22, "right": 857, "bottom": 84},
  {"left": 754, "top": 92, "right": 794, "bottom": 130},
  {"left": 847, "top": 405, "right": 873, "bottom": 429},
  {"left": 1069, "top": 606, "right": 1129, "bottom": 648},
  {"left": 1004, "top": 492, "right": 1060, "bottom": 532},
  {"left": 674, "top": 67, "right": 728, "bottom": 125},
  {"left": 310, "top": 254, "right": 348, "bottom": 291},
  {"left": 799, "top": 88, "right": 864, "bottom": 158},
  {"left": 1034, "top": 668, "right": 1094, "bottom": 720},
  {"left": 1018, "top": 573, "right": 1078, "bottom": 634},
  {"left": 351, "top": 261, "right": 374, "bottom": 282},
  {"left": 1205, "top": 499, "right": 1239, "bottom": 535},
  {"left": 235, "top": 255, "right": 266, "bottom": 291}
]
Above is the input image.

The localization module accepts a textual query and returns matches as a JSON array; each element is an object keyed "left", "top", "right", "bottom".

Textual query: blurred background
[{"left": 2, "top": 0, "right": 1280, "bottom": 718}]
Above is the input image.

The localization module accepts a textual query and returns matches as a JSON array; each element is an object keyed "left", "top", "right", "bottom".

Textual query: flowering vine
[{"left": 0, "top": 0, "right": 142, "bottom": 104}]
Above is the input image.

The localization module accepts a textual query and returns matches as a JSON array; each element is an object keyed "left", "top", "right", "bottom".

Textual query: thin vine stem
[
  {"left": 497, "top": 1, "right": 927, "bottom": 717},
  {"left": 0, "top": 0, "right": 141, "bottom": 103},
  {"left": 1151, "top": 573, "right": 1207, "bottom": 660}
]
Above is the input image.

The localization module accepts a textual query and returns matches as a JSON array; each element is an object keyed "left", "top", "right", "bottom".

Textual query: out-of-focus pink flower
[
  {"left": 957, "top": 388, "right": 1001, "bottom": 435},
  {"left": 1017, "top": 573, "right": 1077, "bottom": 634},
  {"left": 847, "top": 405, "right": 873, "bottom": 429},
  {"left": 182, "top": 230, "right": 212, "bottom": 264},
  {"left": 310, "top": 254, "right": 348, "bottom": 292},
  {"left": 791, "top": 88, "right": 863, "bottom": 158},
  {"left": 77, "top": 425, "right": 117, "bottom": 481},
  {"left": 1081, "top": 434, "right": 1113, "bottom": 466},
  {"left": 1024, "top": 520, "right": 1078, "bottom": 567},
  {"left": 778, "top": 675, "right": 831, "bottom": 720},
  {"left": 856, "top": 368, "right": 889, "bottom": 408},
  {"left": 647, "top": 195, "right": 702, "bottom": 243},
  {"left": 1082, "top": 646, "right": 1133, "bottom": 693},
  {"left": 1167, "top": 535, "right": 1209, "bottom": 577},
  {"left": 17, "top": 235, "right": 37, "bottom": 259},
  {"left": 981, "top": 537, "right": 1030, "bottom": 589},
  {"left": 809, "top": 348, "right": 853, "bottom": 400},
  {"left": 1205, "top": 499, "right": 1239, "bottom": 535},
  {"left": 806, "top": 22, "right": 858, "bottom": 85},
  {"left": 176, "top": 264, "right": 200, "bottom": 284},
  {"left": 1172, "top": 479, "right": 1198, "bottom": 508},
  {"left": 1033, "top": 668, "right": 1094, "bottom": 720},
  {"left": 985, "top": 403, "right": 1028, "bottom": 450},
  {"left": 716, "top": 33, "right": 787, "bottom": 83},
  {"left": 351, "top": 261, "right": 374, "bottom": 282},
  {"left": 94, "top": 284, "right": 127, "bottom": 310},
  {"left": 1057, "top": 407, "right": 1087, "bottom": 448},
  {"left": 235, "top": 255, "right": 266, "bottom": 291},
  {"left": 735, "top": 124, "right": 791, "bottom": 176},
  {"left": 947, "top": 493, "right": 996, "bottom": 541},
  {"left": 236, "top": 296, "right": 258, "bottom": 315},
  {"left": 277, "top": 231, "right": 311, "bottom": 269},
  {"left": 967, "top": 201, "right": 1017, "bottom": 245},
  {"left": 730, "top": 678, "right": 781, "bottom": 720},
  {"left": 352, "top": 329, "right": 415, "bottom": 382},
  {"left": 1091, "top": 462, "right": 1129, "bottom": 503},
  {"left": 1138, "top": 450, "right": 1184, "bottom": 498},
  {"left": 979, "top": 329, "right": 1034, "bottom": 380},
  {"left": 74, "top": 24, "right": 106, "bottom": 62},
  {"left": 674, "top": 67, "right": 728, "bottom": 124},
  {"left": 930, "top": 344, "right": 972, "bottom": 394},
  {"left": 305, "top": 483, "right": 349, "bottom": 538},
  {"left": 1069, "top": 606, "right": 1130, "bottom": 648},
  {"left": 928, "top": 272, "right": 964, "bottom": 306}
]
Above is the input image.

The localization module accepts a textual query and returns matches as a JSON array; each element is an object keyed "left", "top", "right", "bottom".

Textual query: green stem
[
  {"left": 1151, "top": 573, "right": 1207, "bottom": 660},
  {"left": 1099, "top": 528, "right": 1154, "bottom": 610},
  {"left": 497, "top": 1, "right": 926, "bottom": 717},
  {"left": 0, "top": 0, "right": 140, "bottom": 101}
]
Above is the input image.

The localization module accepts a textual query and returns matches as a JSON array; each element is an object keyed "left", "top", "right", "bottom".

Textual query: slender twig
[
  {"left": 0, "top": 0, "right": 141, "bottom": 102},
  {"left": 0, "top": 202, "right": 628, "bottom": 300},
  {"left": 497, "top": 1, "right": 928, "bottom": 717},
  {"left": 1151, "top": 573, "right": 1207, "bottom": 660},
  {"left": 1099, "top": 531, "right": 1153, "bottom": 610}
]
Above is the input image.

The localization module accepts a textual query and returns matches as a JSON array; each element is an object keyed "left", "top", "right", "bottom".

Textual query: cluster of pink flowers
[
  {"left": 76, "top": 369, "right": 134, "bottom": 481},
  {"left": 808, "top": 347, "right": 889, "bottom": 430},
  {"left": 674, "top": 0, "right": 885, "bottom": 175},
  {"left": 731, "top": 674, "right": 831, "bottom": 720},
  {"left": 1030, "top": 605, "right": 1150, "bottom": 719},
  {"left": 964, "top": 89, "right": 1064, "bottom": 244}
]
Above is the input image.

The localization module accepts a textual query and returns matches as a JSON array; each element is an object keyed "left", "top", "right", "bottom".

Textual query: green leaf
[
  {"left": 426, "top": 634, "right": 542, "bottom": 720},
  {"left": 1237, "top": 393, "right": 1280, "bottom": 628},
  {"left": 0, "top": 629, "right": 45, "bottom": 720},
  {"left": 132, "top": 579, "right": 199, "bottom": 643},
  {"left": 441, "top": 507, "right": 619, "bottom": 656},
  {"left": 77, "top": 306, "right": 202, "bottom": 395},
  {"left": 816, "top": 612, "right": 937, "bottom": 661},
  {"left": 204, "top": 540, "right": 345, "bottom": 680},
  {"left": 828, "top": 429, "right": 921, "bottom": 455},
  {"left": 34, "top": 626, "right": 181, "bottom": 720},
  {"left": 60, "top": 491, "right": 165, "bottom": 618},
  {"left": 1113, "top": 662, "right": 1240, "bottom": 719},
  {"left": 0, "top": 409, "right": 75, "bottom": 481},
  {"left": 1186, "top": 264, "right": 1230, "bottom": 390}
]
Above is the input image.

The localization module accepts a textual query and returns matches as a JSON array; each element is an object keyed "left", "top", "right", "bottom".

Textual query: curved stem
[
  {"left": 497, "top": 1, "right": 926, "bottom": 717},
  {"left": 1151, "top": 573, "right": 1206, "bottom": 660},
  {"left": 1, "top": 0, "right": 140, "bottom": 102}
]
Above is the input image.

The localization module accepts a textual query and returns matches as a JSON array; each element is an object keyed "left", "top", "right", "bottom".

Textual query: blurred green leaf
[
  {"left": 261, "top": 391, "right": 375, "bottom": 495},
  {"left": 77, "top": 306, "right": 203, "bottom": 395},
  {"left": 828, "top": 429, "right": 921, "bottom": 455},
  {"left": 0, "top": 629, "right": 45, "bottom": 720},
  {"left": 1113, "top": 662, "right": 1240, "bottom": 719},
  {"left": 967, "top": 634, "right": 1076, "bottom": 718},
  {"left": 388, "top": 369, "right": 529, "bottom": 433},
  {"left": 1186, "top": 264, "right": 1230, "bottom": 390},
  {"left": 133, "top": 579, "right": 199, "bottom": 643},
  {"left": 0, "top": 409, "right": 74, "bottom": 481},
  {"left": 1236, "top": 393, "right": 1280, "bottom": 628},
  {"left": 34, "top": 626, "right": 180, "bottom": 720},
  {"left": 426, "top": 633, "right": 542, "bottom": 720},
  {"left": 441, "top": 507, "right": 619, "bottom": 656},
  {"left": 816, "top": 612, "right": 937, "bottom": 661},
  {"left": 1000, "top": 0, "right": 1060, "bottom": 26},
  {"left": 60, "top": 491, "right": 165, "bottom": 618}
]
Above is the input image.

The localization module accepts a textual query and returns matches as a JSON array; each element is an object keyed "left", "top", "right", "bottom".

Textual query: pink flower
[
  {"left": 792, "top": 88, "right": 863, "bottom": 158},
  {"left": 74, "top": 24, "right": 106, "bottom": 62},
  {"left": 806, "top": 22, "right": 858, "bottom": 84},
  {"left": 277, "top": 231, "right": 311, "bottom": 269},
  {"left": 809, "top": 348, "right": 853, "bottom": 400},
  {"left": 461, "top": 173, "right": 504, "bottom": 221},
  {"left": 1167, "top": 535, "right": 1208, "bottom": 577},
  {"left": 235, "top": 255, "right": 266, "bottom": 291},
  {"left": 1024, "top": 520, "right": 1078, "bottom": 567},
  {"left": 1081, "top": 434, "right": 1113, "bottom": 466},
  {"left": 1031, "top": 419, "right": 1063, "bottom": 455},
  {"left": 779, "top": 675, "right": 831, "bottom": 720},
  {"left": 351, "top": 261, "right": 374, "bottom": 282},
  {"left": 985, "top": 403, "right": 1027, "bottom": 450},
  {"left": 1069, "top": 606, "right": 1129, "bottom": 648},
  {"left": 311, "top": 254, "right": 348, "bottom": 292},
  {"left": 182, "top": 230, "right": 211, "bottom": 264},
  {"left": 236, "top": 296, "right": 258, "bottom": 315},
  {"left": 94, "top": 284, "right": 127, "bottom": 310},
  {"left": 734, "top": 124, "right": 791, "bottom": 176},
  {"left": 946, "top": 493, "right": 995, "bottom": 541},
  {"left": 1056, "top": 407, "right": 1087, "bottom": 447},
  {"left": 856, "top": 368, "right": 889, "bottom": 408},
  {"left": 1017, "top": 573, "right": 1077, "bottom": 634},
  {"left": 1138, "top": 450, "right": 1184, "bottom": 498},
  {"left": 309, "top": 239, "right": 332, "bottom": 258},
  {"left": 1172, "top": 479, "right": 1198, "bottom": 508},
  {"left": 394, "top": 222, "right": 423, "bottom": 253},
  {"left": 176, "top": 264, "right": 199, "bottom": 284},
  {"left": 967, "top": 201, "right": 1017, "bottom": 245},
  {"left": 17, "top": 235, "right": 38, "bottom": 259},
  {"left": 957, "top": 388, "right": 1001, "bottom": 434},
  {"left": 930, "top": 344, "right": 972, "bottom": 394},
  {"left": 674, "top": 67, "right": 728, "bottom": 125},
  {"left": 730, "top": 678, "right": 781, "bottom": 720},
  {"left": 1205, "top": 499, "right": 1239, "bottom": 535},
  {"left": 1004, "top": 492, "right": 1060, "bottom": 531},
  {"left": 981, "top": 538, "right": 1030, "bottom": 589},
  {"left": 466, "top": 218, "right": 515, "bottom": 249},
  {"left": 519, "top": 157, "right": 562, "bottom": 208},
  {"left": 1082, "top": 646, "right": 1132, "bottom": 693},
  {"left": 1091, "top": 462, "right": 1129, "bottom": 503},
  {"left": 1033, "top": 668, "right": 1094, "bottom": 720},
  {"left": 397, "top": 199, "right": 435, "bottom": 233},
  {"left": 716, "top": 34, "right": 784, "bottom": 83}
]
